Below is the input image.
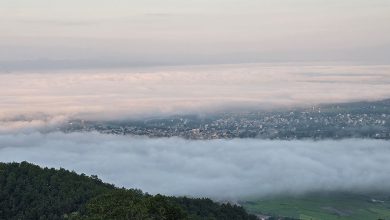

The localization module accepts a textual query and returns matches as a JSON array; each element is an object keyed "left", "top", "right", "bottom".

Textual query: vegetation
[
  {"left": 242, "top": 192, "right": 390, "bottom": 220},
  {"left": 0, "top": 161, "right": 257, "bottom": 220}
]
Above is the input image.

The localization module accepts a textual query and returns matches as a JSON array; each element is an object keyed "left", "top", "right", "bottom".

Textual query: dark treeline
[{"left": 0, "top": 161, "right": 259, "bottom": 220}]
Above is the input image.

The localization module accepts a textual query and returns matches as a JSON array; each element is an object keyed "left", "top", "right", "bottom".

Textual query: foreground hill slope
[{"left": 0, "top": 161, "right": 257, "bottom": 220}]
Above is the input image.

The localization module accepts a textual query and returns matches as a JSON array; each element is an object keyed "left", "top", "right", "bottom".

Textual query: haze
[{"left": 1, "top": 0, "right": 390, "bottom": 70}]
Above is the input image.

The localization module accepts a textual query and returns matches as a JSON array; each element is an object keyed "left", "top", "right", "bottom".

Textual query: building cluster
[{"left": 62, "top": 104, "right": 389, "bottom": 140}]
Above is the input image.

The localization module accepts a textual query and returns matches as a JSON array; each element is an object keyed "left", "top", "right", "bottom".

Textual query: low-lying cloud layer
[
  {"left": 1, "top": 132, "right": 389, "bottom": 199},
  {"left": 1, "top": 64, "right": 390, "bottom": 124}
]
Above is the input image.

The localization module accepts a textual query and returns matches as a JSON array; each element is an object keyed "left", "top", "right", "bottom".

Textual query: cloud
[
  {"left": 1, "top": 64, "right": 390, "bottom": 123},
  {"left": 0, "top": 114, "right": 67, "bottom": 134},
  {"left": 0, "top": 132, "right": 389, "bottom": 199}
]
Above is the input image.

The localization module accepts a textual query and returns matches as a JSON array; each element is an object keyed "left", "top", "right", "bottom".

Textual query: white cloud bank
[
  {"left": 0, "top": 132, "right": 389, "bottom": 199},
  {"left": 1, "top": 63, "right": 390, "bottom": 123}
]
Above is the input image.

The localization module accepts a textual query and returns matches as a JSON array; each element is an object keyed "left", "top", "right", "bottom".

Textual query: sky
[{"left": 1, "top": 0, "right": 390, "bottom": 70}]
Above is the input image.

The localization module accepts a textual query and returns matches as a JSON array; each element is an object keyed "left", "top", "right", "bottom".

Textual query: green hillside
[
  {"left": 4, "top": 161, "right": 389, "bottom": 220},
  {"left": 0, "top": 161, "right": 257, "bottom": 220},
  {"left": 242, "top": 192, "right": 390, "bottom": 220}
]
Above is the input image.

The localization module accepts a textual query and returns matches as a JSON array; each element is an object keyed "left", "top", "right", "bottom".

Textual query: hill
[{"left": 0, "top": 161, "right": 257, "bottom": 220}]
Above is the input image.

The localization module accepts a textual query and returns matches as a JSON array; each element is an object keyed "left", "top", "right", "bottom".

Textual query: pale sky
[{"left": 1, "top": 0, "right": 390, "bottom": 70}]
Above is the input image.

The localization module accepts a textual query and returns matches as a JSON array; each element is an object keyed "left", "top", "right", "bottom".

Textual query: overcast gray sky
[{"left": 1, "top": 0, "right": 390, "bottom": 70}]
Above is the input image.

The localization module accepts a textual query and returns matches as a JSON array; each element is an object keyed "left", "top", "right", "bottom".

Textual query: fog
[
  {"left": 1, "top": 132, "right": 389, "bottom": 199},
  {"left": 1, "top": 64, "right": 390, "bottom": 127}
]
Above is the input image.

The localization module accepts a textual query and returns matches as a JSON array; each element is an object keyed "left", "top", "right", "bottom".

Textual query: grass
[{"left": 242, "top": 192, "right": 390, "bottom": 220}]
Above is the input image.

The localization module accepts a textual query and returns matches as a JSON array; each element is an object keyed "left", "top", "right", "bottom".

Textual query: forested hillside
[{"left": 0, "top": 161, "right": 257, "bottom": 220}]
